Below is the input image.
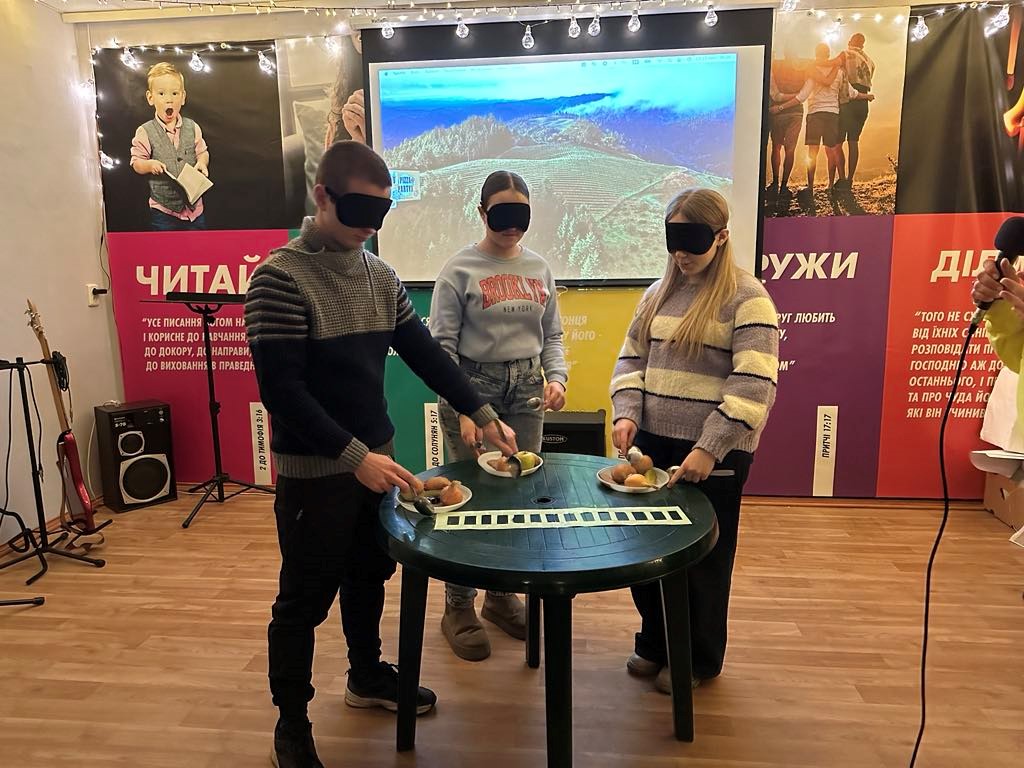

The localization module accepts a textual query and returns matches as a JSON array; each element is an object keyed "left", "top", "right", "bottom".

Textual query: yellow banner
[{"left": 557, "top": 287, "right": 645, "bottom": 454}]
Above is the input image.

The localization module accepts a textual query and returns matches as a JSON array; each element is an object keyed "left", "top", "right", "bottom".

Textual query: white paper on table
[
  {"left": 981, "top": 367, "right": 1024, "bottom": 452},
  {"left": 1011, "top": 525, "right": 1024, "bottom": 548}
]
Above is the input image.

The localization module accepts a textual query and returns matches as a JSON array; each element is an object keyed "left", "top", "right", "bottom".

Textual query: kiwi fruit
[
  {"left": 399, "top": 476, "right": 425, "bottom": 502},
  {"left": 624, "top": 474, "right": 652, "bottom": 488},
  {"left": 439, "top": 481, "right": 464, "bottom": 506},
  {"left": 488, "top": 457, "right": 510, "bottom": 472},
  {"left": 630, "top": 454, "right": 654, "bottom": 474},
  {"left": 423, "top": 477, "right": 450, "bottom": 492},
  {"left": 610, "top": 463, "right": 634, "bottom": 484}
]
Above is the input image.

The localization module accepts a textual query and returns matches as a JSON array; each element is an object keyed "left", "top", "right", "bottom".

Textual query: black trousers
[
  {"left": 630, "top": 431, "right": 753, "bottom": 679},
  {"left": 268, "top": 474, "right": 397, "bottom": 717}
]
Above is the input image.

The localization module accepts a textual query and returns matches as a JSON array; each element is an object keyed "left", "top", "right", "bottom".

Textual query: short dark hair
[
  {"left": 849, "top": 33, "right": 866, "bottom": 48},
  {"left": 316, "top": 140, "right": 392, "bottom": 192},
  {"left": 480, "top": 170, "right": 530, "bottom": 208}
]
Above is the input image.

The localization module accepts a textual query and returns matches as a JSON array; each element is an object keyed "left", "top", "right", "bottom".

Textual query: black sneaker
[
  {"left": 344, "top": 662, "right": 437, "bottom": 715},
  {"left": 271, "top": 719, "right": 324, "bottom": 768}
]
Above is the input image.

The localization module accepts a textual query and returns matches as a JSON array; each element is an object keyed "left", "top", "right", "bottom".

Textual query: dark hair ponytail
[{"left": 480, "top": 170, "right": 530, "bottom": 208}]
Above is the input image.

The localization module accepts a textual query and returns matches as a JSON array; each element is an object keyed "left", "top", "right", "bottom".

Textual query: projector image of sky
[{"left": 374, "top": 52, "right": 738, "bottom": 281}]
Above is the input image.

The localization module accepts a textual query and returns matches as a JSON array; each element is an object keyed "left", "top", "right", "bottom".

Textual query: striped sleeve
[
  {"left": 244, "top": 264, "right": 309, "bottom": 342},
  {"left": 244, "top": 262, "right": 367, "bottom": 469},
  {"left": 695, "top": 294, "right": 780, "bottom": 461},
  {"left": 610, "top": 332, "right": 648, "bottom": 427}
]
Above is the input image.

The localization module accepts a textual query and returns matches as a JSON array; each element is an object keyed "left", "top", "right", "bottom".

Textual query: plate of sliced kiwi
[
  {"left": 398, "top": 476, "right": 473, "bottom": 513},
  {"left": 478, "top": 451, "right": 543, "bottom": 478},
  {"left": 597, "top": 451, "right": 670, "bottom": 494}
]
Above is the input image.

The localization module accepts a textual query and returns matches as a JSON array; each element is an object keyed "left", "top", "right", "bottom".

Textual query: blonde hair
[
  {"left": 630, "top": 188, "right": 738, "bottom": 359},
  {"left": 147, "top": 62, "right": 184, "bottom": 91}
]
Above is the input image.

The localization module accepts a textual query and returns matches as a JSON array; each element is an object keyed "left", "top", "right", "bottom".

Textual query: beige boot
[
  {"left": 441, "top": 603, "right": 491, "bottom": 661},
  {"left": 481, "top": 593, "right": 527, "bottom": 640}
]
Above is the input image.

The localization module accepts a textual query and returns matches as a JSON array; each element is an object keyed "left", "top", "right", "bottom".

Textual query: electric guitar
[{"left": 25, "top": 300, "right": 101, "bottom": 535}]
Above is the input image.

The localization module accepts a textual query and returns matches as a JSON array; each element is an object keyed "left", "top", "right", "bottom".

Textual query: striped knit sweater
[
  {"left": 610, "top": 271, "right": 780, "bottom": 461},
  {"left": 245, "top": 217, "right": 497, "bottom": 479}
]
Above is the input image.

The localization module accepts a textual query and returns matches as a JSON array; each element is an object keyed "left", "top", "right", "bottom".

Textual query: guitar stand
[
  {"left": 0, "top": 358, "right": 107, "bottom": 586},
  {"left": 163, "top": 294, "right": 274, "bottom": 529}
]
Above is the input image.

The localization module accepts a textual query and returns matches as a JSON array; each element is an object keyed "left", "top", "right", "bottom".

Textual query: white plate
[
  {"left": 477, "top": 451, "right": 543, "bottom": 478},
  {"left": 398, "top": 484, "right": 473, "bottom": 514},
  {"left": 597, "top": 466, "right": 670, "bottom": 494}
]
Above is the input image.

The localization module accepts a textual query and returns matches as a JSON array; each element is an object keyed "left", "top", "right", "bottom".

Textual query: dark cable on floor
[{"left": 908, "top": 321, "right": 976, "bottom": 768}]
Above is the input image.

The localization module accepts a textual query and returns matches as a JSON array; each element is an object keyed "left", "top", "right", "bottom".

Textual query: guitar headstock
[
  {"left": 26, "top": 300, "right": 52, "bottom": 360},
  {"left": 26, "top": 299, "right": 44, "bottom": 339}
]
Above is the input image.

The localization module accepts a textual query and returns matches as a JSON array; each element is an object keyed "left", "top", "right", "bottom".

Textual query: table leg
[
  {"left": 397, "top": 566, "right": 429, "bottom": 752},
  {"left": 661, "top": 571, "right": 694, "bottom": 742},
  {"left": 526, "top": 593, "right": 541, "bottom": 669},
  {"left": 543, "top": 595, "right": 573, "bottom": 768}
]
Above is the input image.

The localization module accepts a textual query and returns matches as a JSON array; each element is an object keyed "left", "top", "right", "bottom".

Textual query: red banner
[{"left": 876, "top": 214, "right": 1006, "bottom": 498}]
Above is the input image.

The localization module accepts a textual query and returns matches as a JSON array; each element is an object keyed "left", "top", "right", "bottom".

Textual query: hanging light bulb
[
  {"left": 456, "top": 13, "right": 469, "bottom": 38},
  {"left": 568, "top": 15, "right": 581, "bottom": 37},
  {"left": 382, "top": 20, "right": 395, "bottom": 38},
  {"left": 781, "top": 0, "right": 798, "bottom": 12},
  {"left": 99, "top": 151, "right": 118, "bottom": 170},
  {"left": 704, "top": 4, "right": 718, "bottom": 27},
  {"left": 824, "top": 18, "right": 842, "bottom": 43},
  {"left": 627, "top": 8, "right": 641, "bottom": 32},
  {"left": 588, "top": 14, "right": 601, "bottom": 35},
  {"left": 258, "top": 50, "right": 276, "bottom": 74},
  {"left": 119, "top": 47, "right": 140, "bottom": 69},
  {"left": 522, "top": 24, "right": 536, "bottom": 48},
  {"left": 189, "top": 51, "right": 205, "bottom": 72},
  {"left": 910, "top": 15, "right": 929, "bottom": 41}
]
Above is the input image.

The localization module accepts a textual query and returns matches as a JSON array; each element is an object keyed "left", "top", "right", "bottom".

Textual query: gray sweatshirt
[{"left": 428, "top": 244, "right": 568, "bottom": 385}]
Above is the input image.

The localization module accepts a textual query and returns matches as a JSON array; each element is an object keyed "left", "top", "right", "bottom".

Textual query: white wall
[{"left": 0, "top": 2, "right": 122, "bottom": 545}]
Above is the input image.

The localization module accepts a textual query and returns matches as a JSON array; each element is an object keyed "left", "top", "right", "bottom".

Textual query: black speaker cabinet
[
  {"left": 541, "top": 410, "right": 607, "bottom": 457},
  {"left": 95, "top": 400, "right": 176, "bottom": 512}
]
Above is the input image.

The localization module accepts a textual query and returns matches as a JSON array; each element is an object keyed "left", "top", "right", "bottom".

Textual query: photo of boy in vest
[{"left": 129, "top": 63, "right": 210, "bottom": 231}]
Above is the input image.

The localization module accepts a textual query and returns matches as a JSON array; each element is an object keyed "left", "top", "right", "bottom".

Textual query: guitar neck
[{"left": 36, "top": 335, "right": 70, "bottom": 434}]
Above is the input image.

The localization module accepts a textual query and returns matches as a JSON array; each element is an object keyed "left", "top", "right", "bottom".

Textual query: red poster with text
[
  {"left": 877, "top": 214, "right": 1006, "bottom": 499},
  {"left": 107, "top": 230, "right": 288, "bottom": 484}
]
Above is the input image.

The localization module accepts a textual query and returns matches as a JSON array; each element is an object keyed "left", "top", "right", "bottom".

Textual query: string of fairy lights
[{"left": 81, "top": 0, "right": 1024, "bottom": 171}]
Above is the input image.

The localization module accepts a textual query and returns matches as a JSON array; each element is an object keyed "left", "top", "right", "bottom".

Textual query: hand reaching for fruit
[
  {"left": 543, "top": 381, "right": 566, "bottom": 411},
  {"left": 612, "top": 418, "right": 638, "bottom": 456},
  {"left": 459, "top": 414, "right": 484, "bottom": 455},
  {"left": 355, "top": 452, "right": 418, "bottom": 494},
  {"left": 668, "top": 448, "right": 716, "bottom": 487}
]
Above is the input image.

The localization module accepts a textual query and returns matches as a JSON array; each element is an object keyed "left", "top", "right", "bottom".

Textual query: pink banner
[{"left": 107, "top": 230, "right": 288, "bottom": 483}]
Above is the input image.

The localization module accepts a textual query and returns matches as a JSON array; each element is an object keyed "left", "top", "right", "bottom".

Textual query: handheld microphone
[{"left": 970, "top": 216, "right": 1024, "bottom": 325}]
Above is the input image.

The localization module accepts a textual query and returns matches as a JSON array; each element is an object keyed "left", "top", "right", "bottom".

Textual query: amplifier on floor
[
  {"left": 95, "top": 400, "right": 176, "bottom": 513},
  {"left": 541, "top": 410, "right": 607, "bottom": 457}
]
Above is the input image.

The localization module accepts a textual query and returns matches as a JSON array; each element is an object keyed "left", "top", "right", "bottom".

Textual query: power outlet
[{"left": 87, "top": 283, "right": 101, "bottom": 307}]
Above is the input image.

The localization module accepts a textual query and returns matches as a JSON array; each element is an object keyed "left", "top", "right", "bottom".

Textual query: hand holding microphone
[
  {"left": 970, "top": 216, "right": 1024, "bottom": 324},
  {"left": 972, "top": 258, "right": 1023, "bottom": 312}
]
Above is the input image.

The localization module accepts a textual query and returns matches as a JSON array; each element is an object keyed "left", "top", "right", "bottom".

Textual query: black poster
[
  {"left": 94, "top": 42, "right": 289, "bottom": 232},
  {"left": 897, "top": 6, "right": 1024, "bottom": 214}
]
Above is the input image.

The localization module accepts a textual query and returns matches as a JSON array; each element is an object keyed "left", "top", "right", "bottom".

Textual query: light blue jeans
[{"left": 438, "top": 356, "right": 544, "bottom": 608}]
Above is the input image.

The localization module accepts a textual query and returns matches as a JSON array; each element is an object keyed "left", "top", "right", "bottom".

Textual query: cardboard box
[{"left": 982, "top": 471, "right": 1024, "bottom": 530}]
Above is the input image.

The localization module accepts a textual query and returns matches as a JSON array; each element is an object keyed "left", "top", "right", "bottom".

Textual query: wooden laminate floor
[{"left": 1, "top": 494, "right": 1022, "bottom": 768}]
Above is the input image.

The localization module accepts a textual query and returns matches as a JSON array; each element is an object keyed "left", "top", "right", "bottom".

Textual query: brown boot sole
[
  {"left": 481, "top": 604, "right": 527, "bottom": 641},
  {"left": 441, "top": 618, "right": 491, "bottom": 661}
]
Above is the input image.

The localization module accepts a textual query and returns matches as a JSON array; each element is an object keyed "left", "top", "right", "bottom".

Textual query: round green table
[{"left": 378, "top": 453, "right": 718, "bottom": 768}]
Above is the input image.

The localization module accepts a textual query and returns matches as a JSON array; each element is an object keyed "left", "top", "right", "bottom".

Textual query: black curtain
[{"left": 897, "top": 7, "right": 1024, "bottom": 214}]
